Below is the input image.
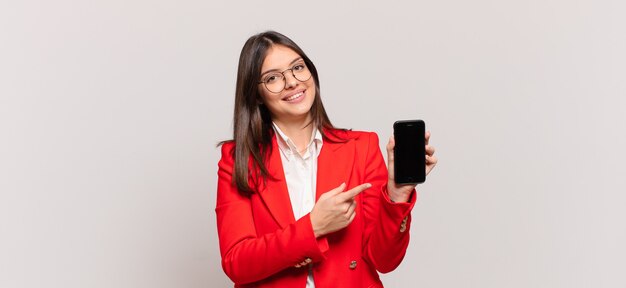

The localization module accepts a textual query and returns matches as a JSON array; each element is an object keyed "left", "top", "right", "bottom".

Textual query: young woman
[{"left": 216, "top": 31, "right": 437, "bottom": 288}]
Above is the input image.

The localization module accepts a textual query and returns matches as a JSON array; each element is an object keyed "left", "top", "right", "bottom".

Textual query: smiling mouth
[{"left": 283, "top": 91, "right": 305, "bottom": 101}]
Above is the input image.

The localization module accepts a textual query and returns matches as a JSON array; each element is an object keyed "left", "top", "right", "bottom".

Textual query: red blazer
[{"left": 216, "top": 130, "right": 416, "bottom": 287}]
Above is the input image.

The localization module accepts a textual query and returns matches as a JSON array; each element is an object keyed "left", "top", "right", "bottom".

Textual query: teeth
[{"left": 285, "top": 92, "right": 303, "bottom": 101}]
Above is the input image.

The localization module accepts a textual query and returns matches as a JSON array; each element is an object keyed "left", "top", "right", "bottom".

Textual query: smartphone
[{"left": 393, "top": 120, "right": 426, "bottom": 184}]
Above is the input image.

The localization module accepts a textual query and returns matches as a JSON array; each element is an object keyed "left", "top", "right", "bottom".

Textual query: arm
[
  {"left": 361, "top": 132, "right": 417, "bottom": 273},
  {"left": 215, "top": 144, "right": 328, "bottom": 284}
]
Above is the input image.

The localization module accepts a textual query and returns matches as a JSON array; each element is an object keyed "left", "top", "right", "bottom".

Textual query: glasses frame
[{"left": 257, "top": 63, "right": 312, "bottom": 94}]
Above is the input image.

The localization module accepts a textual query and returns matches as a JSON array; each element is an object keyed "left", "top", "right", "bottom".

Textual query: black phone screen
[{"left": 393, "top": 120, "right": 426, "bottom": 184}]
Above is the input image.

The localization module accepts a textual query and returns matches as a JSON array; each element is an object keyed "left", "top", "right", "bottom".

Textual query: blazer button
[
  {"left": 400, "top": 216, "right": 408, "bottom": 233},
  {"left": 349, "top": 260, "right": 357, "bottom": 270},
  {"left": 295, "top": 257, "right": 312, "bottom": 268}
]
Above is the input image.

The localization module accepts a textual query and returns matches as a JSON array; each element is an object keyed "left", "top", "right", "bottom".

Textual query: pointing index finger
[{"left": 337, "top": 183, "right": 371, "bottom": 202}]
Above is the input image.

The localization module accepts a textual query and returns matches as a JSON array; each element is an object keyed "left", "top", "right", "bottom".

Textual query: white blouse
[{"left": 272, "top": 123, "right": 323, "bottom": 288}]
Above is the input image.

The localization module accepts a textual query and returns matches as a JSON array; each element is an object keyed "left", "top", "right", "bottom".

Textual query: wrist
[
  {"left": 310, "top": 213, "right": 323, "bottom": 238},
  {"left": 388, "top": 193, "right": 409, "bottom": 203},
  {"left": 387, "top": 185, "right": 411, "bottom": 203},
  {"left": 313, "top": 226, "right": 323, "bottom": 238}
]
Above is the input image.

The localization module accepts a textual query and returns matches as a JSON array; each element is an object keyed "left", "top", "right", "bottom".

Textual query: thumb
[
  {"left": 386, "top": 136, "right": 395, "bottom": 162},
  {"left": 387, "top": 136, "right": 395, "bottom": 178}
]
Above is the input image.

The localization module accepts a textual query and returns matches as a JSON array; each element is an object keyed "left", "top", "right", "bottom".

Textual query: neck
[{"left": 273, "top": 116, "right": 315, "bottom": 151}]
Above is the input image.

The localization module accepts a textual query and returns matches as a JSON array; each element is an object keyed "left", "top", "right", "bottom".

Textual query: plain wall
[{"left": 1, "top": 0, "right": 625, "bottom": 287}]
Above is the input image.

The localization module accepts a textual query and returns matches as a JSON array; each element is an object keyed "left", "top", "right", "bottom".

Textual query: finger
[
  {"left": 324, "top": 182, "right": 347, "bottom": 197},
  {"left": 341, "top": 201, "right": 353, "bottom": 213},
  {"left": 345, "top": 200, "right": 357, "bottom": 215},
  {"left": 426, "top": 157, "right": 438, "bottom": 175},
  {"left": 425, "top": 145, "right": 435, "bottom": 156},
  {"left": 347, "top": 209, "right": 357, "bottom": 223},
  {"left": 336, "top": 183, "right": 371, "bottom": 202},
  {"left": 427, "top": 155, "right": 438, "bottom": 166},
  {"left": 425, "top": 130, "right": 431, "bottom": 146}
]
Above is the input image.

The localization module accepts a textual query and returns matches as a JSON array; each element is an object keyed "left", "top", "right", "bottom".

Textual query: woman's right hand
[{"left": 310, "top": 183, "right": 371, "bottom": 238}]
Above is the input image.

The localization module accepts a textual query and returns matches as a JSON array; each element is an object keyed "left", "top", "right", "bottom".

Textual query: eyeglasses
[{"left": 258, "top": 62, "right": 312, "bottom": 93}]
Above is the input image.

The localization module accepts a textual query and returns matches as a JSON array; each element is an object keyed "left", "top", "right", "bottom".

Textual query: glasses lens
[
  {"left": 264, "top": 74, "right": 285, "bottom": 93},
  {"left": 293, "top": 64, "right": 312, "bottom": 82}
]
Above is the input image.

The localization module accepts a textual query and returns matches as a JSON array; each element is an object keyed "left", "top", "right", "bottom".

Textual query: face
[{"left": 258, "top": 45, "right": 316, "bottom": 125}]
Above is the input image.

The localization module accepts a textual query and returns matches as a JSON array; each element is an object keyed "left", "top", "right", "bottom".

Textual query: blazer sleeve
[
  {"left": 215, "top": 143, "right": 329, "bottom": 285},
  {"left": 361, "top": 132, "right": 417, "bottom": 273}
]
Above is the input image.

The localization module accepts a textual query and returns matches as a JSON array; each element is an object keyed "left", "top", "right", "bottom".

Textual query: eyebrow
[{"left": 260, "top": 57, "right": 304, "bottom": 76}]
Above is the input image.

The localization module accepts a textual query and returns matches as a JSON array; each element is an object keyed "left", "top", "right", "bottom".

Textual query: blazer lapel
[
  {"left": 257, "top": 136, "right": 295, "bottom": 229},
  {"left": 257, "top": 131, "right": 357, "bottom": 228},
  {"left": 316, "top": 136, "right": 355, "bottom": 201}
]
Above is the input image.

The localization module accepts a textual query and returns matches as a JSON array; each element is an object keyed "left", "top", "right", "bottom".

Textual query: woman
[{"left": 216, "top": 31, "right": 437, "bottom": 287}]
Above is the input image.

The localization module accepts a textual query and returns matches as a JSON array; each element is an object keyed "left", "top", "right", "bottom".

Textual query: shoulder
[
  {"left": 218, "top": 141, "right": 236, "bottom": 165},
  {"left": 219, "top": 140, "right": 235, "bottom": 153},
  {"left": 347, "top": 130, "right": 378, "bottom": 139},
  {"left": 324, "top": 128, "right": 380, "bottom": 146},
  {"left": 349, "top": 131, "right": 380, "bottom": 151}
]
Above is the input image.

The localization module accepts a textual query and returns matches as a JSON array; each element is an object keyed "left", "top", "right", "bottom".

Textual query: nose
[{"left": 283, "top": 71, "right": 298, "bottom": 89}]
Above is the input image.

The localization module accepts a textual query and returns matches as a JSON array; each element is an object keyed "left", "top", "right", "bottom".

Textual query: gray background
[{"left": 1, "top": 0, "right": 625, "bottom": 287}]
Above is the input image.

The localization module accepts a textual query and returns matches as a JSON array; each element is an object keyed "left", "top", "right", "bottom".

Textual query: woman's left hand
[{"left": 386, "top": 131, "right": 438, "bottom": 203}]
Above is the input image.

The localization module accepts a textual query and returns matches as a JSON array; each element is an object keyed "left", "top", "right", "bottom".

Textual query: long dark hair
[{"left": 222, "top": 31, "right": 343, "bottom": 196}]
